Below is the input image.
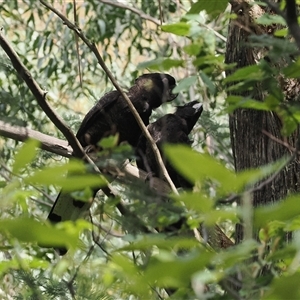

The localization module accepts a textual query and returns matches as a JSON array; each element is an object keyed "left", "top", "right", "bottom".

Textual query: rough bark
[{"left": 225, "top": 1, "right": 300, "bottom": 243}]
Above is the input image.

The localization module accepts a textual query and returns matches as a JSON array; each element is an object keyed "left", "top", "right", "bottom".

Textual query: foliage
[{"left": 1, "top": 0, "right": 300, "bottom": 299}]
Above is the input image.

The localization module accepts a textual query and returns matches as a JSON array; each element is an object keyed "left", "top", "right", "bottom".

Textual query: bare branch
[
  {"left": 39, "top": 0, "right": 178, "bottom": 194},
  {"left": 97, "top": 0, "right": 161, "bottom": 26},
  {"left": 0, "top": 120, "right": 72, "bottom": 157}
]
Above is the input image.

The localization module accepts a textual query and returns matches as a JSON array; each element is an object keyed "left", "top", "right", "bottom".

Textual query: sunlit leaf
[
  {"left": 263, "top": 273, "right": 300, "bottom": 300},
  {"left": 283, "top": 57, "right": 300, "bottom": 78},
  {"left": 164, "top": 145, "right": 238, "bottom": 194},
  {"left": 24, "top": 160, "right": 106, "bottom": 191},
  {"left": 98, "top": 134, "right": 119, "bottom": 149},
  {"left": 173, "top": 76, "right": 197, "bottom": 93},
  {"left": 0, "top": 218, "right": 80, "bottom": 249},
  {"left": 187, "top": 0, "right": 228, "bottom": 17},
  {"left": 137, "top": 58, "right": 184, "bottom": 71},
  {"left": 161, "top": 23, "right": 190, "bottom": 36},
  {"left": 254, "top": 195, "right": 300, "bottom": 228},
  {"left": 224, "top": 65, "right": 264, "bottom": 83},
  {"left": 12, "top": 139, "right": 40, "bottom": 173}
]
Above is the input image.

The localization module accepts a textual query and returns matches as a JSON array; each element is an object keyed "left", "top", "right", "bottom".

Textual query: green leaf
[
  {"left": 137, "top": 58, "right": 184, "bottom": 71},
  {"left": 283, "top": 57, "right": 300, "bottom": 78},
  {"left": 226, "top": 96, "right": 271, "bottom": 113},
  {"left": 12, "top": 139, "right": 40, "bottom": 173},
  {"left": 224, "top": 65, "right": 264, "bottom": 83},
  {"left": 161, "top": 23, "right": 190, "bottom": 36},
  {"left": 98, "top": 134, "right": 119, "bottom": 149},
  {"left": 254, "top": 195, "right": 300, "bottom": 228},
  {"left": 118, "top": 234, "right": 199, "bottom": 252},
  {"left": 0, "top": 217, "right": 80, "bottom": 249},
  {"left": 0, "top": 181, "right": 6, "bottom": 188},
  {"left": 183, "top": 43, "right": 201, "bottom": 56},
  {"left": 199, "top": 71, "right": 216, "bottom": 95},
  {"left": 173, "top": 76, "right": 197, "bottom": 93},
  {"left": 256, "top": 14, "right": 286, "bottom": 26},
  {"left": 144, "top": 250, "right": 213, "bottom": 287},
  {"left": 24, "top": 160, "right": 106, "bottom": 191},
  {"left": 263, "top": 273, "right": 300, "bottom": 300},
  {"left": 164, "top": 145, "right": 237, "bottom": 194},
  {"left": 213, "top": 240, "right": 258, "bottom": 269},
  {"left": 187, "top": 0, "right": 228, "bottom": 17}
]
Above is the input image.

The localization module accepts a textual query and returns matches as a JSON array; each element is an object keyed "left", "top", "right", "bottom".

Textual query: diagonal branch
[
  {"left": 39, "top": 0, "right": 178, "bottom": 194},
  {"left": 0, "top": 28, "right": 84, "bottom": 159}
]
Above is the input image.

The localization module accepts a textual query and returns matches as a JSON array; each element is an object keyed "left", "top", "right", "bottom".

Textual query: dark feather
[{"left": 136, "top": 100, "right": 203, "bottom": 188}]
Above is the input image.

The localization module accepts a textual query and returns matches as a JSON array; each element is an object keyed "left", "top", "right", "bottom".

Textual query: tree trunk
[{"left": 225, "top": 1, "right": 300, "bottom": 244}]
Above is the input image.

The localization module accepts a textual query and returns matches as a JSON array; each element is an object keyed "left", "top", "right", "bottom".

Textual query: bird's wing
[{"left": 76, "top": 90, "right": 120, "bottom": 140}]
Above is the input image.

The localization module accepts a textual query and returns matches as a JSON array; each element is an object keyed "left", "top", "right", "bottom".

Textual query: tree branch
[
  {"left": 0, "top": 120, "right": 234, "bottom": 249},
  {"left": 0, "top": 28, "right": 85, "bottom": 159},
  {"left": 0, "top": 120, "right": 72, "bottom": 157},
  {"left": 39, "top": 0, "right": 178, "bottom": 194},
  {"left": 0, "top": 120, "right": 170, "bottom": 195},
  {"left": 97, "top": 0, "right": 161, "bottom": 26}
]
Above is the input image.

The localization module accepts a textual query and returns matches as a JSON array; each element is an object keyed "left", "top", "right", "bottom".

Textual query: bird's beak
[{"left": 193, "top": 102, "right": 203, "bottom": 112}]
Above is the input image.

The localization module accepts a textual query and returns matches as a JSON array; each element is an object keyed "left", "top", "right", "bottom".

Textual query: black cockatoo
[
  {"left": 136, "top": 100, "right": 203, "bottom": 188},
  {"left": 47, "top": 73, "right": 178, "bottom": 251}
]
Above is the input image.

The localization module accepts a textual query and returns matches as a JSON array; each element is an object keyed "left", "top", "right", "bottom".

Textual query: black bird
[
  {"left": 47, "top": 73, "right": 178, "bottom": 253},
  {"left": 76, "top": 73, "right": 178, "bottom": 148},
  {"left": 136, "top": 100, "right": 203, "bottom": 188}
]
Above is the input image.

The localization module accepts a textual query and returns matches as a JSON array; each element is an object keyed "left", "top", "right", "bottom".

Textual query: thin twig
[
  {"left": 262, "top": 129, "right": 297, "bottom": 153},
  {"left": 73, "top": 0, "right": 83, "bottom": 87},
  {"left": 39, "top": 0, "right": 178, "bottom": 194}
]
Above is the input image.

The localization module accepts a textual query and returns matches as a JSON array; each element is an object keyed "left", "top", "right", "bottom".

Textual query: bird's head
[
  {"left": 175, "top": 100, "right": 203, "bottom": 133},
  {"left": 134, "top": 73, "right": 178, "bottom": 108}
]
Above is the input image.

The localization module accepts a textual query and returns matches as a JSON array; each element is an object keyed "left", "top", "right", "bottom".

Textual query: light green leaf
[
  {"left": 254, "top": 195, "right": 300, "bottom": 228},
  {"left": 256, "top": 14, "right": 286, "bottom": 26},
  {"left": 12, "top": 139, "right": 40, "bottom": 173},
  {"left": 187, "top": 0, "right": 228, "bottom": 17},
  {"left": 200, "top": 71, "right": 216, "bottom": 95},
  {"left": 118, "top": 234, "right": 199, "bottom": 252},
  {"left": 224, "top": 65, "right": 264, "bottom": 83},
  {"left": 0, "top": 218, "right": 80, "bottom": 249},
  {"left": 98, "top": 134, "right": 119, "bottom": 149},
  {"left": 173, "top": 76, "right": 197, "bottom": 93},
  {"left": 24, "top": 160, "right": 106, "bottom": 191},
  {"left": 283, "top": 57, "right": 300, "bottom": 78},
  {"left": 161, "top": 23, "right": 190, "bottom": 36},
  {"left": 263, "top": 273, "right": 300, "bottom": 300},
  {"left": 144, "top": 250, "right": 213, "bottom": 287},
  {"left": 164, "top": 145, "right": 237, "bottom": 194},
  {"left": 137, "top": 58, "right": 184, "bottom": 71}
]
